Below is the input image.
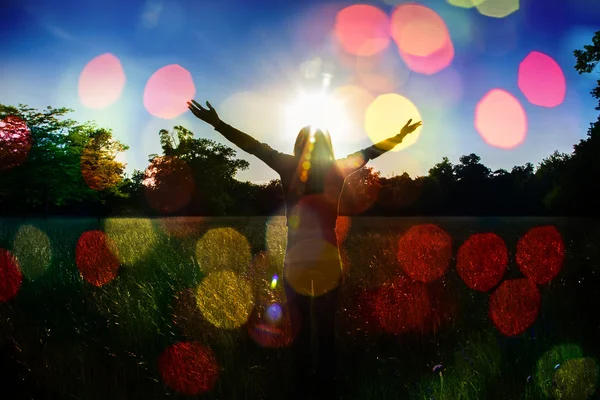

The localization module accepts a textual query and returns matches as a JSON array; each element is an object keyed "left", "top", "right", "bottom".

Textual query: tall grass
[{"left": 0, "top": 216, "right": 598, "bottom": 399}]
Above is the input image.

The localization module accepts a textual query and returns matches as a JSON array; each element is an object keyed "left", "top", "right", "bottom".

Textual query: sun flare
[{"left": 285, "top": 91, "right": 350, "bottom": 137}]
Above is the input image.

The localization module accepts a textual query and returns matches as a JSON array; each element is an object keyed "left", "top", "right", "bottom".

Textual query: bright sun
[{"left": 284, "top": 91, "right": 351, "bottom": 138}]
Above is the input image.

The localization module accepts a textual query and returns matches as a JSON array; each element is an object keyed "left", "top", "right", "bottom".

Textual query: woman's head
[{"left": 293, "top": 126, "right": 334, "bottom": 162}]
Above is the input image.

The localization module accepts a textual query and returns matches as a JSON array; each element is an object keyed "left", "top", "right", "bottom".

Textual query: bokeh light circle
[
  {"left": 475, "top": 89, "right": 527, "bottom": 149},
  {"left": 0, "top": 115, "right": 32, "bottom": 172},
  {"left": 158, "top": 341, "right": 219, "bottom": 395},
  {"left": 447, "top": 0, "right": 485, "bottom": 8},
  {"left": 365, "top": 93, "right": 422, "bottom": 151},
  {"left": 391, "top": 4, "right": 448, "bottom": 57},
  {"left": 397, "top": 224, "right": 452, "bottom": 283},
  {"left": 475, "top": 0, "right": 520, "bottom": 18},
  {"left": 518, "top": 51, "right": 566, "bottom": 108},
  {"left": 196, "top": 228, "right": 252, "bottom": 275},
  {"left": 391, "top": 4, "right": 454, "bottom": 75},
  {"left": 552, "top": 358, "right": 598, "bottom": 399},
  {"left": 104, "top": 218, "right": 157, "bottom": 266},
  {"left": 76, "top": 230, "right": 120, "bottom": 287},
  {"left": 12, "top": 225, "right": 52, "bottom": 280},
  {"left": 334, "top": 4, "right": 391, "bottom": 57},
  {"left": 456, "top": 233, "right": 508, "bottom": 292},
  {"left": 196, "top": 270, "right": 254, "bottom": 329},
  {"left": 535, "top": 343, "right": 584, "bottom": 397},
  {"left": 489, "top": 278, "right": 540, "bottom": 336},
  {"left": 144, "top": 64, "right": 196, "bottom": 119},
  {"left": 247, "top": 302, "right": 295, "bottom": 349},
  {"left": 0, "top": 248, "right": 23, "bottom": 302},
  {"left": 516, "top": 225, "right": 565, "bottom": 285},
  {"left": 143, "top": 156, "right": 195, "bottom": 213},
  {"left": 372, "top": 275, "right": 430, "bottom": 334},
  {"left": 78, "top": 53, "right": 126, "bottom": 109}
]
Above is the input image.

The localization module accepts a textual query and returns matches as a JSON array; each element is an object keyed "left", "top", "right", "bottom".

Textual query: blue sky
[{"left": 2, "top": 0, "right": 600, "bottom": 183}]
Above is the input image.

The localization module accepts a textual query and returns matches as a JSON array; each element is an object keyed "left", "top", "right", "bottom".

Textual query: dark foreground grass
[{"left": 0, "top": 216, "right": 599, "bottom": 399}]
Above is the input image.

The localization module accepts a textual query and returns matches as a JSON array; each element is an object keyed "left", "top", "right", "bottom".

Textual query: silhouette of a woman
[{"left": 188, "top": 99, "right": 421, "bottom": 398}]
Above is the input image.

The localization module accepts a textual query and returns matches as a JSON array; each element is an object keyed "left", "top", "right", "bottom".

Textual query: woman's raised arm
[
  {"left": 337, "top": 119, "right": 422, "bottom": 178},
  {"left": 187, "top": 99, "right": 288, "bottom": 172}
]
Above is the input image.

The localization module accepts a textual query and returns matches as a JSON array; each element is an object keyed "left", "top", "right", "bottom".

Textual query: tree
[
  {"left": 144, "top": 125, "right": 250, "bottom": 215},
  {"left": 0, "top": 104, "right": 128, "bottom": 217}
]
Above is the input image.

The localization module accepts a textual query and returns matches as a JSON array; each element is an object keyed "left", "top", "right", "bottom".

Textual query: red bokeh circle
[
  {"left": 457, "top": 233, "right": 508, "bottom": 292},
  {"left": 0, "top": 115, "right": 32, "bottom": 172},
  {"left": 158, "top": 341, "right": 220, "bottom": 395},
  {"left": 397, "top": 224, "right": 452, "bottom": 283},
  {"left": 489, "top": 278, "right": 540, "bottom": 336},
  {"left": 0, "top": 248, "right": 23, "bottom": 301},
  {"left": 75, "top": 230, "right": 120, "bottom": 287},
  {"left": 516, "top": 225, "right": 565, "bottom": 285}
]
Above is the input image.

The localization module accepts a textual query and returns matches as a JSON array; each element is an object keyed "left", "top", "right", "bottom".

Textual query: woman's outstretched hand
[
  {"left": 399, "top": 119, "right": 422, "bottom": 138},
  {"left": 187, "top": 100, "right": 221, "bottom": 127}
]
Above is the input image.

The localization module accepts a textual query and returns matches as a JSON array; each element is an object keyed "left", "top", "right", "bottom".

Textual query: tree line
[{"left": 1, "top": 31, "right": 599, "bottom": 218}]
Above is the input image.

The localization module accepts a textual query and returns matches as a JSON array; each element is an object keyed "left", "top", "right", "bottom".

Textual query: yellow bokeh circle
[
  {"left": 195, "top": 270, "right": 254, "bottom": 329},
  {"left": 364, "top": 93, "right": 423, "bottom": 151},
  {"left": 195, "top": 227, "right": 252, "bottom": 275}
]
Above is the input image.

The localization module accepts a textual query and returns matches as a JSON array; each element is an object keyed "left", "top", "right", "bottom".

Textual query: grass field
[{"left": 0, "top": 216, "right": 599, "bottom": 399}]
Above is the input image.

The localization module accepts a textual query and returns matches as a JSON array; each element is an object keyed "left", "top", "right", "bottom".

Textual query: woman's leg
[
  {"left": 314, "top": 284, "right": 341, "bottom": 398},
  {"left": 284, "top": 278, "right": 313, "bottom": 397}
]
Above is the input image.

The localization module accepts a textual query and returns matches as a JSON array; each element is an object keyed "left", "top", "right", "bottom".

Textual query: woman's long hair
[{"left": 293, "top": 126, "right": 335, "bottom": 194}]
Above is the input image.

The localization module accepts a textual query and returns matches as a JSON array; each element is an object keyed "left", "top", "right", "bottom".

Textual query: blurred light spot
[
  {"left": 144, "top": 64, "right": 195, "bottom": 119},
  {"left": 12, "top": 225, "right": 52, "bottom": 280},
  {"left": 270, "top": 274, "right": 278, "bottom": 289},
  {"left": 371, "top": 275, "right": 430, "bottom": 334},
  {"left": 489, "top": 278, "right": 540, "bottom": 336},
  {"left": 552, "top": 358, "right": 598, "bottom": 399},
  {"left": 76, "top": 230, "right": 120, "bottom": 287},
  {"left": 196, "top": 270, "right": 254, "bottom": 329},
  {"left": 248, "top": 301, "right": 295, "bottom": 348},
  {"left": 518, "top": 51, "right": 566, "bottom": 108},
  {"left": 457, "top": 233, "right": 507, "bottom": 292},
  {"left": 536, "top": 344, "right": 584, "bottom": 397},
  {"left": 0, "top": 248, "right": 23, "bottom": 302},
  {"left": 144, "top": 156, "right": 195, "bottom": 213},
  {"left": 476, "top": 0, "right": 520, "bottom": 18},
  {"left": 516, "top": 225, "right": 565, "bottom": 285},
  {"left": 158, "top": 341, "right": 219, "bottom": 395},
  {"left": 391, "top": 4, "right": 454, "bottom": 75},
  {"left": 400, "top": 39, "right": 455, "bottom": 75},
  {"left": 0, "top": 115, "right": 31, "bottom": 172},
  {"left": 334, "top": 4, "right": 390, "bottom": 56},
  {"left": 397, "top": 224, "right": 452, "bottom": 283},
  {"left": 392, "top": 5, "right": 447, "bottom": 57},
  {"left": 104, "top": 218, "right": 157, "bottom": 265},
  {"left": 78, "top": 53, "right": 126, "bottom": 109},
  {"left": 196, "top": 227, "right": 252, "bottom": 275},
  {"left": 475, "top": 89, "right": 527, "bottom": 149},
  {"left": 266, "top": 303, "right": 282, "bottom": 322},
  {"left": 284, "top": 245, "right": 342, "bottom": 296},
  {"left": 355, "top": 48, "right": 411, "bottom": 94},
  {"left": 365, "top": 93, "right": 422, "bottom": 151},
  {"left": 447, "top": 0, "right": 485, "bottom": 8}
]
